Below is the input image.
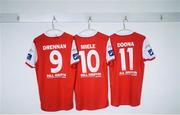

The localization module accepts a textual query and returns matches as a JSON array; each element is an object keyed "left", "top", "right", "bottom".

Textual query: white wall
[
  {"left": 1, "top": 0, "right": 180, "bottom": 13},
  {"left": 0, "top": 24, "right": 2, "bottom": 113},
  {"left": 1, "top": 22, "right": 180, "bottom": 114},
  {"left": 0, "top": 2, "right": 2, "bottom": 112},
  {"left": 0, "top": 0, "right": 180, "bottom": 114}
]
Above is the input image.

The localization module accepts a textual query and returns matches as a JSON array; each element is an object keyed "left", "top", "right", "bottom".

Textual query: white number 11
[{"left": 119, "top": 48, "right": 133, "bottom": 71}]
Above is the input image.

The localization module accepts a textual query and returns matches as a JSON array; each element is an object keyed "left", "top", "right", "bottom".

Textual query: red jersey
[
  {"left": 74, "top": 32, "right": 115, "bottom": 110},
  {"left": 110, "top": 32, "right": 155, "bottom": 106},
  {"left": 25, "top": 33, "right": 79, "bottom": 111}
]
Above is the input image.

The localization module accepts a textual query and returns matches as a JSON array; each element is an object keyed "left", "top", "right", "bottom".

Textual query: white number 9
[{"left": 49, "top": 50, "right": 62, "bottom": 73}]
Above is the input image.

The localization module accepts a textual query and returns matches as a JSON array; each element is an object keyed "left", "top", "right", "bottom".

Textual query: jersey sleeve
[
  {"left": 25, "top": 42, "right": 37, "bottom": 68},
  {"left": 142, "top": 38, "right": 155, "bottom": 61},
  {"left": 70, "top": 40, "right": 79, "bottom": 65},
  {"left": 106, "top": 38, "right": 115, "bottom": 64}
]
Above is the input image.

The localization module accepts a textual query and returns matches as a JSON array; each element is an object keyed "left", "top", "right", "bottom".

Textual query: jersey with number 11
[
  {"left": 109, "top": 32, "right": 155, "bottom": 107},
  {"left": 25, "top": 33, "right": 79, "bottom": 111}
]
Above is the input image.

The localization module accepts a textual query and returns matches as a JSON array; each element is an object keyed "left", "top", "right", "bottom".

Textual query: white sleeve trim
[
  {"left": 106, "top": 38, "right": 115, "bottom": 63},
  {"left": 142, "top": 38, "right": 155, "bottom": 61},
  {"left": 70, "top": 40, "right": 79, "bottom": 65},
  {"left": 25, "top": 42, "right": 37, "bottom": 68}
]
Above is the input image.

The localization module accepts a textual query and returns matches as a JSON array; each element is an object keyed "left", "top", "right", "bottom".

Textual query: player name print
[
  {"left": 43, "top": 44, "right": 66, "bottom": 50},
  {"left": 117, "top": 42, "right": 134, "bottom": 47},
  {"left": 81, "top": 44, "right": 96, "bottom": 49}
]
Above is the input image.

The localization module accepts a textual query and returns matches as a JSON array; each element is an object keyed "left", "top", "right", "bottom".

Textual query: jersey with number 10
[
  {"left": 110, "top": 32, "right": 155, "bottom": 106},
  {"left": 25, "top": 33, "right": 79, "bottom": 111},
  {"left": 74, "top": 32, "right": 115, "bottom": 110}
]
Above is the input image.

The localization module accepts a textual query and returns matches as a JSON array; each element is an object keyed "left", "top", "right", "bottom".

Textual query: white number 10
[
  {"left": 79, "top": 50, "right": 100, "bottom": 73},
  {"left": 119, "top": 48, "right": 133, "bottom": 71}
]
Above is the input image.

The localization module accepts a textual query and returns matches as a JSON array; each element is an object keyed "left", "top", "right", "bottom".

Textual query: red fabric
[
  {"left": 109, "top": 32, "right": 152, "bottom": 106},
  {"left": 30, "top": 33, "right": 76, "bottom": 111},
  {"left": 74, "top": 32, "right": 109, "bottom": 110}
]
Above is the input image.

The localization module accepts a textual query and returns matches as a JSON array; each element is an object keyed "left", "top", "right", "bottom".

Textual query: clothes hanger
[
  {"left": 116, "top": 16, "right": 133, "bottom": 35},
  {"left": 78, "top": 16, "right": 97, "bottom": 37},
  {"left": 45, "top": 16, "right": 64, "bottom": 37}
]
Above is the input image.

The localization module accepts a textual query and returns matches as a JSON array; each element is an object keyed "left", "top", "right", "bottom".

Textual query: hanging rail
[{"left": 0, "top": 12, "right": 180, "bottom": 23}]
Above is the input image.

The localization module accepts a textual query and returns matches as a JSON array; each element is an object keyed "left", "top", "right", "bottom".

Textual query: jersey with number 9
[{"left": 25, "top": 33, "right": 79, "bottom": 111}]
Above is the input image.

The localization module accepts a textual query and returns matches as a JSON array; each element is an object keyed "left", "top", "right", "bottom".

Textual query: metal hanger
[
  {"left": 52, "top": 16, "right": 56, "bottom": 29},
  {"left": 78, "top": 16, "right": 97, "bottom": 37},
  {"left": 116, "top": 16, "right": 133, "bottom": 35},
  {"left": 45, "top": 16, "right": 63, "bottom": 37}
]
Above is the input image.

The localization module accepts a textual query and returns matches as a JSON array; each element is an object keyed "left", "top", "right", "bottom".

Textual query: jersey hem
[
  {"left": 111, "top": 103, "right": 140, "bottom": 107},
  {"left": 41, "top": 106, "right": 73, "bottom": 112},
  {"left": 76, "top": 104, "right": 109, "bottom": 111},
  {"left": 25, "top": 62, "right": 35, "bottom": 68},
  {"left": 143, "top": 57, "right": 155, "bottom": 62}
]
